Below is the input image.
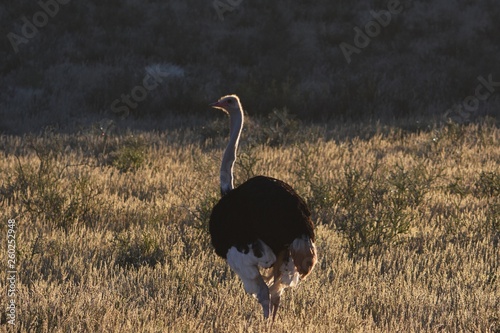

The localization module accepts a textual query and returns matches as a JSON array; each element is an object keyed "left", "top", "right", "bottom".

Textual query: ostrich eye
[{"left": 227, "top": 99, "right": 233, "bottom": 104}]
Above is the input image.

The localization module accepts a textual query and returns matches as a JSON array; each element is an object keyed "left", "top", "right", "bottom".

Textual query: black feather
[{"left": 209, "top": 175, "right": 315, "bottom": 258}]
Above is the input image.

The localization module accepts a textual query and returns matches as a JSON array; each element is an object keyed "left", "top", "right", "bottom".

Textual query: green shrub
[
  {"left": 110, "top": 137, "right": 147, "bottom": 172},
  {"left": 1, "top": 139, "right": 101, "bottom": 231},
  {"left": 114, "top": 231, "right": 165, "bottom": 269},
  {"left": 332, "top": 163, "right": 409, "bottom": 257},
  {"left": 474, "top": 171, "right": 500, "bottom": 198}
]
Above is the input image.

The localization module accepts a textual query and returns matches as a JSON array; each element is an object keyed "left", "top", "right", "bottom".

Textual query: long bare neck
[{"left": 220, "top": 108, "right": 244, "bottom": 196}]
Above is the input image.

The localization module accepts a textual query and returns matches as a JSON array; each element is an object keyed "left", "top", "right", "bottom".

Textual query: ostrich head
[{"left": 209, "top": 95, "right": 242, "bottom": 115}]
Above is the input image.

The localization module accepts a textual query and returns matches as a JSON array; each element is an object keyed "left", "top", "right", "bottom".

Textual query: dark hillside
[{"left": 1, "top": 0, "right": 499, "bottom": 133}]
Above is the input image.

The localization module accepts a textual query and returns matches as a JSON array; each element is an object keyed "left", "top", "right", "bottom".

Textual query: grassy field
[{"left": 1, "top": 117, "right": 499, "bottom": 332}]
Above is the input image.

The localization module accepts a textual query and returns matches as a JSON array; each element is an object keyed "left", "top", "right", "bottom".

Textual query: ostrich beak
[{"left": 209, "top": 101, "right": 222, "bottom": 108}]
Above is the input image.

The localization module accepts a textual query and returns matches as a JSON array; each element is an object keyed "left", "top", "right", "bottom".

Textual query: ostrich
[{"left": 208, "top": 94, "right": 317, "bottom": 320}]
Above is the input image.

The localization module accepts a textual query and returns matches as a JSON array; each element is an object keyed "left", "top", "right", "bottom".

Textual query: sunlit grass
[{"left": 0, "top": 118, "right": 499, "bottom": 332}]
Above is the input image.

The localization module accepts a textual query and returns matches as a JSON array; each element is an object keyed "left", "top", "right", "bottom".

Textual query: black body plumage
[{"left": 209, "top": 175, "right": 315, "bottom": 259}]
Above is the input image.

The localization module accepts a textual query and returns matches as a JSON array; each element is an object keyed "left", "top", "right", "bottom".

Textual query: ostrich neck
[{"left": 220, "top": 110, "right": 243, "bottom": 196}]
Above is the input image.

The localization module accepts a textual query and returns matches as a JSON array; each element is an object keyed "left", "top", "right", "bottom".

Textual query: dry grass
[{"left": 1, "top": 118, "right": 499, "bottom": 332}]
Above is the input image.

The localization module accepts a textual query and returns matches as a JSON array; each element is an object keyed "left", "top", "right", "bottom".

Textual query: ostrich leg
[
  {"left": 226, "top": 245, "right": 276, "bottom": 319},
  {"left": 269, "top": 250, "right": 286, "bottom": 321},
  {"left": 255, "top": 277, "right": 271, "bottom": 318}
]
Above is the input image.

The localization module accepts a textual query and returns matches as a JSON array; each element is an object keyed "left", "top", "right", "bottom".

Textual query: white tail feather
[{"left": 290, "top": 235, "right": 317, "bottom": 278}]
